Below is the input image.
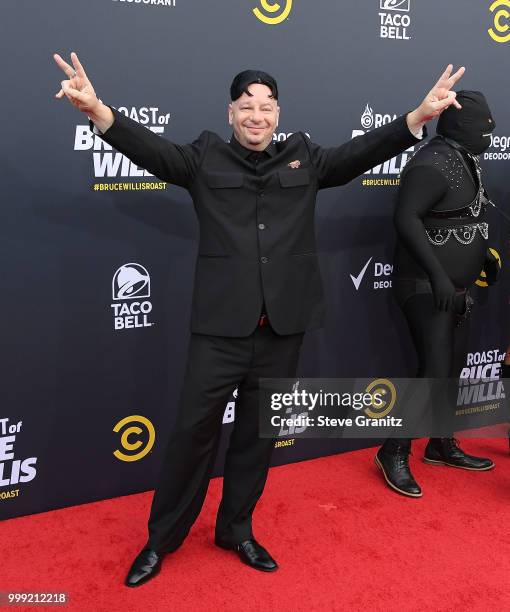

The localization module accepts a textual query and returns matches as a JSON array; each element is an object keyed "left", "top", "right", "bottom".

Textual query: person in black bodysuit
[{"left": 375, "top": 91, "right": 497, "bottom": 497}]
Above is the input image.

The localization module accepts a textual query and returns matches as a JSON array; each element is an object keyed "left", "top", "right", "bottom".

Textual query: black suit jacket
[{"left": 100, "top": 109, "right": 422, "bottom": 336}]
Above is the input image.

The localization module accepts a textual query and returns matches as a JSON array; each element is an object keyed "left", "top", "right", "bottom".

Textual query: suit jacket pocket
[
  {"left": 204, "top": 171, "right": 244, "bottom": 189},
  {"left": 278, "top": 168, "right": 310, "bottom": 188}
]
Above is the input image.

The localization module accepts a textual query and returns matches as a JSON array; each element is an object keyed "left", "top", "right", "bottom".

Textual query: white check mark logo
[{"left": 350, "top": 257, "right": 373, "bottom": 290}]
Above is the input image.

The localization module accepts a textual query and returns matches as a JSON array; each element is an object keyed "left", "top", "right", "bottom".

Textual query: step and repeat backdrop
[{"left": 2, "top": 0, "right": 510, "bottom": 519}]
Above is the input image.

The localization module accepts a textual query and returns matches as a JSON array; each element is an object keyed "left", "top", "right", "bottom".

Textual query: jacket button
[
  {"left": 258, "top": 223, "right": 266, "bottom": 230},
  {"left": 260, "top": 256, "right": 268, "bottom": 264},
  {"left": 259, "top": 190, "right": 265, "bottom": 197}
]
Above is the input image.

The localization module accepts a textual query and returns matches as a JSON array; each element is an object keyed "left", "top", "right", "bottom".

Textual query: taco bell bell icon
[{"left": 111, "top": 263, "right": 154, "bottom": 330}]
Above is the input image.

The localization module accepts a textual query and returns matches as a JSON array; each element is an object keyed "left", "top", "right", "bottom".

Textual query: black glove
[{"left": 431, "top": 273, "right": 456, "bottom": 311}]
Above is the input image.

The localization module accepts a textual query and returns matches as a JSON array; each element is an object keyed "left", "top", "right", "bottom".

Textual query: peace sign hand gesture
[
  {"left": 406, "top": 64, "right": 465, "bottom": 135},
  {"left": 53, "top": 52, "right": 113, "bottom": 132}
]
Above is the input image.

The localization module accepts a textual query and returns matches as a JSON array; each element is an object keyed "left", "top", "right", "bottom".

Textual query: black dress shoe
[
  {"left": 375, "top": 443, "right": 422, "bottom": 498},
  {"left": 424, "top": 438, "right": 495, "bottom": 471},
  {"left": 216, "top": 538, "right": 278, "bottom": 572},
  {"left": 125, "top": 548, "right": 164, "bottom": 588}
]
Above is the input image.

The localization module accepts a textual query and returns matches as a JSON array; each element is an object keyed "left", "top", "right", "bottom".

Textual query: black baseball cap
[{"left": 230, "top": 70, "right": 279, "bottom": 101}]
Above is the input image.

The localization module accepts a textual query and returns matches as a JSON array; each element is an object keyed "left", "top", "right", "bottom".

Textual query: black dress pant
[{"left": 146, "top": 324, "right": 304, "bottom": 553}]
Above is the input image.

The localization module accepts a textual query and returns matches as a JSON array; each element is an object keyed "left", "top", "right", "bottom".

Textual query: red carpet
[{"left": 2, "top": 438, "right": 510, "bottom": 612}]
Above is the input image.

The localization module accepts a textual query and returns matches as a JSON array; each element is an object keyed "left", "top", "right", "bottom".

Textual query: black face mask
[{"left": 436, "top": 90, "right": 496, "bottom": 155}]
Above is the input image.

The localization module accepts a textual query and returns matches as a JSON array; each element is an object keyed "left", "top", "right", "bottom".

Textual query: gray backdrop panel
[{"left": 1, "top": 0, "right": 509, "bottom": 519}]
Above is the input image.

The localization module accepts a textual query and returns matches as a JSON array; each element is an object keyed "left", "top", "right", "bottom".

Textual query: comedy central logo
[
  {"left": 113, "top": 415, "right": 156, "bottom": 462},
  {"left": 489, "top": 0, "right": 510, "bottom": 43},
  {"left": 111, "top": 263, "right": 154, "bottom": 330},
  {"left": 253, "top": 0, "right": 292, "bottom": 25},
  {"left": 364, "top": 379, "right": 397, "bottom": 419}
]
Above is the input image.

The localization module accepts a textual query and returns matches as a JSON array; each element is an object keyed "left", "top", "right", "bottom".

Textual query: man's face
[{"left": 228, "top": 83, "right": 280, "bottom": 151}]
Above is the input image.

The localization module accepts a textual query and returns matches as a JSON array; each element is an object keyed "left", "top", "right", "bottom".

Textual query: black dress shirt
[
  {"left": 230, "top": 136, "right": 274, "bottom": 318},
  {"left": 98, "top": 108, "right": 423, "bottom": 336}
]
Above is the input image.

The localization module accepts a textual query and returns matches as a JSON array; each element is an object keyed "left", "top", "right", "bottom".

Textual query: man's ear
[
  {"left": 228, "top": 103, "right": 233, "bottom": 125},
  {"left": 276, "top": 106, "right": 280, "bottom": 128}
]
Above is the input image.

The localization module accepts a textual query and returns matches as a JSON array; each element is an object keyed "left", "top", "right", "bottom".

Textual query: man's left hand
[{"left": 406, "top": 64, "right": 465, "bottom": 135}]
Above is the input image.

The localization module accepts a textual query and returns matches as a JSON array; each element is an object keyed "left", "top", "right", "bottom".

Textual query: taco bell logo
[
  {"left": 379, "top": 0, "right": 412, "bottom": 40},
  {"left": 113, "top": 263, "right": 150, "bottom": 300},
  {"left": 380, "top": 0, "right": 410, "bottom": 11},
  {"left": 111, "top": 263, "right": 154, "bottom": 330}
]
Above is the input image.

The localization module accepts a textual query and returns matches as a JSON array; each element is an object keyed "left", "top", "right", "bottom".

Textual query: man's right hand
[{"left": 53, "top": 52, "right": 114, "bottom": 133}]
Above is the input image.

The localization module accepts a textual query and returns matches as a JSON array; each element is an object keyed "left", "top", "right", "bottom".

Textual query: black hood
[{"left": 436, "top": 90, "right": 495, "bottom": 155}]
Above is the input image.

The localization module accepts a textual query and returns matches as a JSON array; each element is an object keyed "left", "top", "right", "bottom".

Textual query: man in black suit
[{"left": 54, "top": 52, "right": 464, "bottom": 587}]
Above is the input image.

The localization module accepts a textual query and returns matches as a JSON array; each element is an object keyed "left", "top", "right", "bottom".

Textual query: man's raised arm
[
  {"left": 307, "top": 64, "right": 465, "bottom": 190},
  {"left": 53, "top": 52, "right": 204, "bottom": 188}
]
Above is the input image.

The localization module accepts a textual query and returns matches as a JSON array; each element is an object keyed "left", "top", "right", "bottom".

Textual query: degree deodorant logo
[
  {"left": 111, "top": 0, "right": 176, "bottom": 8},
  {"left": 113, "top": 415, "right": 156, "bottom": 462},
  {"left": 350, "top": 257, "right": 394, "bottom": 291},
  {"left": 253, "top": 0, "right": 292, "bottom": 25},
  {"left": 489, "top": 0, "right": 510, "bottom": 43}
]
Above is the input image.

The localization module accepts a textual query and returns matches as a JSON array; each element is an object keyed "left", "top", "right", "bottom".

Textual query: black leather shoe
[
  {"left": 424, "top": 438, "right": 495, "bottom": 471},
  {"left": 216, "top": 538, "right": 278, "bottom": 572},
  {"left": 125, "top": 548, "right": 164, "bottom": 588},
  {"left": 375, "top": 444, "right": 422, "bottom": 498}
]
